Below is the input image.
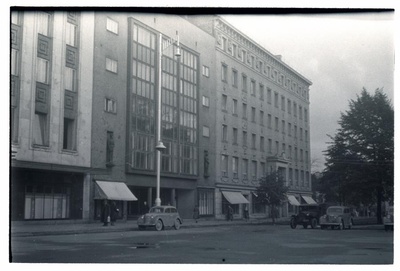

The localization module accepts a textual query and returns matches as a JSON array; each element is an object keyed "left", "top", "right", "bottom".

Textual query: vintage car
[
  {"left": 383, "top": 206, "right": 394, "bottom": 231},
  {"left": 137, "top": 205, "right": 183, "bottom": 231},
  {"left": 319, "top": 206, "right": 353, "bottom": 230},
  {"left": 290, "top": 204, "right": 322, "bottom": 229}
]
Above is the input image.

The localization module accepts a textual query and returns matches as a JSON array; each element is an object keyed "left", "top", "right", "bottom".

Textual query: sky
[{"left": 222, "top": 12, "right": 395, "bottom": 172}]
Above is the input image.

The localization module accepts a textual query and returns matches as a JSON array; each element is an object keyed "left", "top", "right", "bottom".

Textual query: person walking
[
  {"left": 193, "top": 205, "right": 200, "bottom": 223},
  {"left": 101, "top": 199, "right": 111, "bottom": 226},
  {"left": 110, "top": 201, "right": 119, "bottom": 226},
  {"left": 244, "top": 205, "right": 249, "bottom": 221}
]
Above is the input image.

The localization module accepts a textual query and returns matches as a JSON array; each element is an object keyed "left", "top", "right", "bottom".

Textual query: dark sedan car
[{"left": 137, "top": 206, "right": 183, "bottom": 231}]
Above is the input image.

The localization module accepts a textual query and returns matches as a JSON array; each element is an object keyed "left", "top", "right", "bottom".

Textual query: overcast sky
[{"left": 222, "top": 12, "right": 395, "bottom": 172}]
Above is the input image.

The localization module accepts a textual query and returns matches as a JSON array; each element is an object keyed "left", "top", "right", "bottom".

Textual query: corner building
[{"left": 188, "top": 16, "right": 313, "bottom": 219}]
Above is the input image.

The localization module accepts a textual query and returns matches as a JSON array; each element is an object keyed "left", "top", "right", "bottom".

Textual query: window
[
  {"left": 63, "top": 118, "right": 76, "bottom": 151},
  {"left": 299, "top": 105, "right": 303, "bottom": 119},
  {"left": 36, "top": 58, "right": 49, "bottom": 84},
  {"left": 287, "top": 99, "right": 292, "bottom": 114},
  {"left": 221, "top": 155, "right": 228, "bottom": 176},
  {"left": 250, "top": 80, "right": 256, "bottom": 96},
  {"left": 294, "top": 125, "right": 297, "bottom": 139},
  {"left": 198, "top": 189, "right": 214, "bottom": 215},
  {"left": 202, "top": 96, "right": 209, "bottom": 107},
  {"left": 242, "top": 74, "right": 247, "bottom": 92},
  {"left": 275, "top": 141, "right": 279, "bottom": 155},
  {"left": 242, "top": 50, "right": 247, "bottom": 63},
  {"left": 251, "top": 56, "right": 255, "bottom": 68},
  {"left": 221, "top": 64, "right": 227, "bottom": 82},
  {"left": 202, "top": 126, "right": 210, "bottom": 137},
  {"left": 242, "top": 159, "right": 248, "bottom": 179},
  {"left": 242, "top": 103, "right": 247, "bottom": 119},
  {"left": 221, "top": 94, "right": 227, "bottom": 111},
  {"left": 221, "top": 36, "right": 227, "bottom": 51},
  {"left": 106, "top": 57, "right": 118, "bottom": 73},
  {"left": 274, "top": 92, "right": 279, "bottom": 108},
  {"left": 251, "top": 161, "right": 257, "bottom": 180},
  {"left": 106, "top": 131, "right": 114, "bottom": 164},
  {"left": 37, "top": 12, "right": 51, "bottom": 36},
  {"left": 304, "top": 108, "right": 308, "bottom": 122},
  {"left": 267, "top": 114, "right": 272, "bottom": 128},
  {"left": 293, "top": 102, "right": 297, "bottom": 117},
  {"left": 222, "top": 124, "right": 228, "bottom": 141},
  {"left": 259, "top": 84, "right": 264, "bottom": 100},
  {"left": 288, "top": 123, "right": 292, "bottom": 136},
  {"left": 106, "top": 18, "right": 119, "bottom": 34},
  {"left": 232, "top": 99, "right": 238, "bottom": 115},
  {"left": 105, "top": 98, "right": 117, "bottom": 113},
  {"left": 281, "top": 96, "right": 285, "bottom": 111},
  {"left": 232, "top": 128, "right": 238, "bottom": 144},
  {"left": 267, "top": 88, "right": 272, "bottom": 104},
  {"left": 11, "top": 49, "right": 18, "bottom": 76},
  {"left": 251, "top": 107, "right": 256, "bottom": 122},
  {"left": 288, "top": 145, "right": 292, "bottom": 159},
  {"left": 300, "top": 128, "right": 303, "bottom": 141},
  {"left": 242, "top": 131, "right": 247, "bottom": 146},
  {"left": 65, "top": 67, "right": 76, "bottom": 91},
  {"left": 202, "top": 65, "right": 210, "bottom": 77},
  {"left": 260, "top": 162, "right": 266, "bottom": 177},
  {"left": 295, "top": 147, "right": 298, "bottom": 161},
  {"left": 282, "top": 120, "right": 285, "bottom": 134},
  {"left": 251, "top": 133, "right": 256, "bottom": 149},
  {"left": 232, "top": 69, "right": 238, "bottom": 87},
  {"left": 33, "top": 112, "right": 48, "bottom": 146},
  {"left": 305, "top": 130, "right": 308, "bottom": 142},
  {"left": 268, "top": 139, "right": 272, "bottom": 153},
  {"left": 275, "top": 117, "right": 279, "bottom": 131},
  {"left": 305, "top": 151, "right": 309, "bottom": 164},
  {"left": 260, "top": 136, "right": 265, "bottom": 151},
  {"left": 282, "top": 143, "right": 286, "bottom": 155},
  {"left": 232, "top": 44, "right": 237, "bottom": 57},
  {"left": 260, "top": 110, "right": 264, "bottom": 126},
  {"left": 232, "top": 157, "right": 239, "bottom": 178},
  {"left": 66, "top": 22, "right": 76, "bottom": 46}
]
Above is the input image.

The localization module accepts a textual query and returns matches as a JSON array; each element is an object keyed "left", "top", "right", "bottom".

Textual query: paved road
[{"left": 10, "top": 224, "right": 393, "bottom": 264}]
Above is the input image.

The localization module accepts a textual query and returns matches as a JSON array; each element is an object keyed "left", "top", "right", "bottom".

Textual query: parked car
[
  {"left": 290, "top": 204, "right": 322, "bottom": 229},
  {"left": 137, "top": 206, "right": 183, "bottom": 231},
  {"left": 383, "top": 206, "right": 394, "bottom": 231},
  {"left": 319, "top": 206, "right": 353, "bottom": 230}
]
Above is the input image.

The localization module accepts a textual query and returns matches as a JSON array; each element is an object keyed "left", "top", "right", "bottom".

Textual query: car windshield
[
  {"left": 327, "top": 207, "right": 343, "bottom": 215},
  {"left": 149, "top": 207, "right": 164, "bottom": 213}
]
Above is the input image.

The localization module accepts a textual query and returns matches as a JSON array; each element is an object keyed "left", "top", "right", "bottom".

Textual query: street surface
[{"left": 10, "top": 224, "right": 393, "bottom": 264}]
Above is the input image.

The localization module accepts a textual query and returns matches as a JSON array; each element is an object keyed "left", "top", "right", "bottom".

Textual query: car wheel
[
  {"left": 339, "top": 221, "right": 344, "bottom": 230},
  {"left": 155, "top": 220, "right": 163, "bottom": 231},
  {"left": 290, "top": 218, "right": 297, "bottom": 229},
  {"left": 174, "top": 219, "right": 181, "bottom": 230},
  {"left": 310, "top": 218, "right": 317, "bottom": 229},
  {"left": 138, "top": 226, "right": 145, "bottom": 231}
]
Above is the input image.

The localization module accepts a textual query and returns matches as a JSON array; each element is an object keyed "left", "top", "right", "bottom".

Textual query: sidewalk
[{"left": 10, "top": 217, "right": 289, "bottom": 237}]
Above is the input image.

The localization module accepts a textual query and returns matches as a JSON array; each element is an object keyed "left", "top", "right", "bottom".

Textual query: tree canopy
[{"left": 321, "top": 88, "right": 393, "bottom": 223}]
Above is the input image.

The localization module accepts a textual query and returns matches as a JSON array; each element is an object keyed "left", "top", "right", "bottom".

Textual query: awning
[
  {"left": 95, "top": 180, "right": 138, "bottom": 201},
  {"left": 222, "top": 191, "right": 250, "bottom": 204},
  {"left": 302, "top": 195, "right": 317, "bottom": 205},
  {"left": 287, "top": 195, "right": 301, "bottom": 206}
]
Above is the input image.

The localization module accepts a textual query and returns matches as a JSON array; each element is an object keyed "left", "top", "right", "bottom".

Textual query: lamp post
[{"left": 155, "top": 32, "right": 180, "bottom": 207}]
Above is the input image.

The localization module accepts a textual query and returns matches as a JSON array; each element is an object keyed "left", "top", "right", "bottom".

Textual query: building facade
[{"left": 10, "top": 10, "right": 312, "bottom": 222}]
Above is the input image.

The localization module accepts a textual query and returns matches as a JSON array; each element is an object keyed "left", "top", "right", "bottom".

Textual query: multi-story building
[
  {"left": 188, "top": 16, "right": 313, "bottom": 219},
  {"left": 10, "top": 10, "right": 312, "bottom": 223}
]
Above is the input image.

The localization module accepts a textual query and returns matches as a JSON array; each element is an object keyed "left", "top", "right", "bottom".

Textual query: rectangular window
[
  {"left": 251, "top": 133, "right": 256, "bottom": 149},
  {"left": 202, "top": 65, "right": 210, "bottom": 77},
  {"left": 299, "top": 105, "right": 303, "bottom": 119},
  {"left": 300, "top": 128, "right": 303, "bottom": 141},
  {"left": 221, "top": 37, "right": 227, "bottom": 51},
  {"left": 33, "top": 112, "right": 48, "bottom": 146},
  {"left": 267, "top": 114, "right": 272, "bottom": 128},
  {"left": 281, "top": 96, "right": 285, "bottom": 111},
  {"left": 242, "top": 159, "right": 248, "bottom": 179},
  {"left": 232, "top": 99, "right": 238, "bottom": 115},
  {"left": 242, "top": 103, "right": 247, "bottom": 119},
  {"left": 66, "top": 22, "right": 76, "bottom": 46},
  {"left": 202, "top": 96, "right": 209, "bottom": 107},
  {"left": 259, "top": 84, "right": 264, "bottom": 100},
  {"left": 275, "top": 117, "right": 279, "bottom": 131},
  {"left": 198, "top": 189, "right": 214, "bottom": 216},
  {"left": 268, "top": 139, "right": 272, "bottom": 153},
  {"left": 304, "top": 108, "right": 308, "bottom": 122},
  {"left": 260, "top": 110, "right": 264, "bottom": 126},
  {"left": 250, "top": 80, "right": 256, "bottom": 96},
  {"left": 251, "top": 107, "right": 256, "bottom": 122},
  {"left": 221, "top": 94, "right": 227, "bottom": 111},
  {"left": 232, "top": 69, "right": 238, "bottom": 87},
  {"left": 288, "top": 123, "right": 292, "bottom": 136},
  {"left": 294, "top": 125, "right": 297, "bottom": 139},
  {"left": 232, "top": 157, "right": 239, "bottom": 178},
  {"left": 106, "top": 58, "right": 118, "bottom": 73},
  {"left": 37, "top": 12, "right": 50, "bottom": 36},
  {"left": 222, "top": 124, "right": 228, "bottom": 141},
  {"left": 300, "top": 149, "right": 304, "bottom": 162},
  {"left": 202, "top": 126, "right": 210, "bottom": 137},
  {"left": 275, "top": 141, "right": 279, "bottom": 155},
  {"left": 242, "top": 131, "right": 247, "bottom": 146},
  {"left": 232, "top": 128, "right": 238, "bottom": 144},
  {"left": 260, "top": 136, "right": 265, "bottom": 151},
  {"left": 274, "top": 92, "right": 279, "bottom": 108},
  {"left": 287, "top": 100, "right": 292, "bottom": 114},
  {"left": 282, "top": 120, "right": 285, "bottom": 134},
  {"left": 36, "top": 58, "right": 49, "bottom": 84},
  {"left": 221, "top": 155, "right": 228, "bottom": 176},
  {"left": 104, "top": 98, "right": 117, "bottom": 113},
  {"left": 106, "top": 18, "right": 119, "bottom": 34},
  {"left": 232, "top": 44, "right": 237, "bottom": 57},
  {"left": 288, "top": 145, "right": 292, "bottom": 159},
  {"left": 305, "top": 130, "right": 308, "bottom": 142},
  {"left": 251, "top": 161, "right": 257, "bottom": 180},
  {"left": 242, "top": 74, "right": 247, "bottom": 92},
  {"left": 261, "top": 162, "right": 266, "bottom": 177},
  {"left": 267, "top": 88, "right": 272, "bottom": 104},
  {"left": 65, "top": 67, "right": 76, "bottom": 91},
  {"left": 294, "top": 102, "right": 297, "bottom": 117},
  {"left": 11, "top": 49, "right": 18, "bottom": 76},
  {"left": 63, "top": 118, "right": 76, "bottom": 151},
  {"left": 221, "top": 64, "right": 227, "bottom": 82}
]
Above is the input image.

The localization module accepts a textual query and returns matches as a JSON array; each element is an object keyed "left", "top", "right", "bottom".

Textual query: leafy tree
[
  {"left": 323, "top": 88, "right": 394, "bottom": 223},
  {"left": 256, "top": 171, "right": 289, "bottom": 224}
]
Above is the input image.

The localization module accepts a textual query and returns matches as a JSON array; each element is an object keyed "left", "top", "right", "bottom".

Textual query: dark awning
[
  {"left": 222, "top": 191, "right": 249, "bottom": 204},
  {"left": 94, "top": 180, "right": 138, "bottom": 201}
]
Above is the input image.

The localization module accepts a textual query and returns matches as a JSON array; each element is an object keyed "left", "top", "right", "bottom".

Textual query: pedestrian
[
  {"left": 244, "top": 205, "right": 249, "bottom": 221},
  {"left": 143, "top": 201, "right": 149, "bottom": 214},
  {"left": 101, "top": 199, "right": 111, "bottom": 226},
  {"left": 110, "top": 201, "right": 119, "bottom": 226},
  {"left": 193, "top": 205, "right": 200, "bottom": 223},
  {"left": 228, "top": 205, "right": 234, "bottom": 221}
]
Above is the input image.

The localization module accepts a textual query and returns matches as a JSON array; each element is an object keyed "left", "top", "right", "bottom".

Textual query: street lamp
[{"left": 155, "top": 32, "right": 180, "bottom": 207}]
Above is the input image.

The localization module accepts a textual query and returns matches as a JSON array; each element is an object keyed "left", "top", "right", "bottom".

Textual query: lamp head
[{"left": 156, "top": 141, "right": 167, "bottom": 151}]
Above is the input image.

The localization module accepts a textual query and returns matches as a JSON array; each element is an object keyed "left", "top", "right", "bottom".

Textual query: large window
[
  {"left": 63, "top": 117, "right": 76, "bottom": 151},
  {"left": 198, "top": 189, "right": 214, "bottom": 216},
  {"left": 232, "top": 156, "right": 239, "bottom": 178},
  {"left": 36, "top": 58, "right": 49, "bottom": 84},
  {"left": 66, "top": 22, "right": 76, "bottom": 46},
  {"left": 221, "top": 63, "right": 227, "bottom": 82},
  {"left": 242, "top": 159, "right": 248, "bottom": 179},
  {"left": 33, "top": 112, "right": 48, "bottom": 146}
]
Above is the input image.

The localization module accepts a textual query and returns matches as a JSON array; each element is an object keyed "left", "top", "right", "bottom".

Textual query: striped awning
[
  {"left": 287, "top": 195, "right": 301, "bottom": 206},
  {"left": 302, "top": 195, "right": 317, "bottom": 205},
  {"left": 222, "top": 191, "right": 250, "bottom": 204},
  {"left": 94, "top": 180, "right": 138, "bottom": 201}
]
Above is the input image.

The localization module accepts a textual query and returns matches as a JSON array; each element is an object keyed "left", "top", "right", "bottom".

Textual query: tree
[
  {"left": 323, "top": 88, "right": 394, "bottom": 224},
  {"left": 256, "top": 171, "right": 289, "bottom": 224}
]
